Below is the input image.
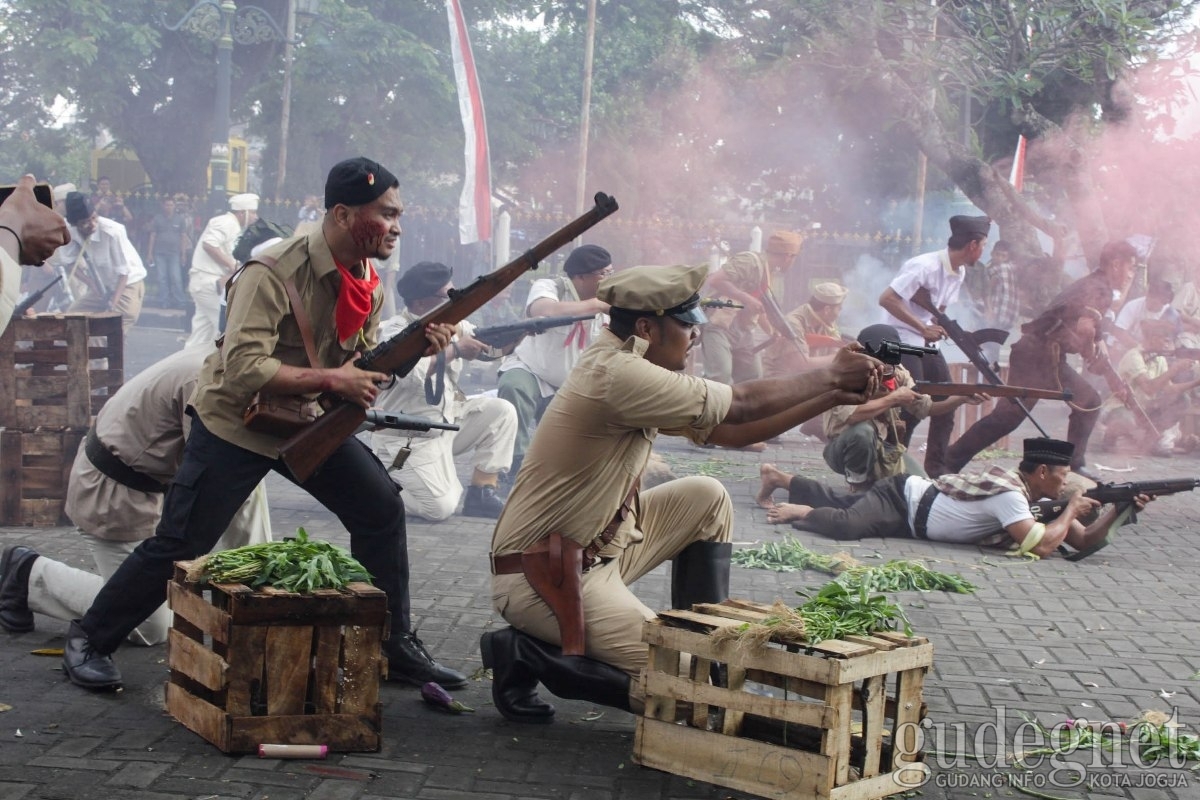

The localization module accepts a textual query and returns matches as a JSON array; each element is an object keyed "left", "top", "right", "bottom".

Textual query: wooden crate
[
  {"left": 165, "top": 561, "right": 389, "bottom": 754},
  {"left": 0, "top": 313, "right": 123, "bottom": 429},
  {"left": 0, "top": 427, "right": 85, "bottom": 526},
  {"left": 634, "top": 600, "right": 933, "bottom": 800}
]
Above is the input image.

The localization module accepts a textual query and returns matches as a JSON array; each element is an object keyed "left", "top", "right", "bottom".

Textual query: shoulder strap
[
  {"left": 283, "top": 278, "right": 319, "bottom": 369},
  {"left": 226, "top": 254, "right": 318, "bottom": 368}
]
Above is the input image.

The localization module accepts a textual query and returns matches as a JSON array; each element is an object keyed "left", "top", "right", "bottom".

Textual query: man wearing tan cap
[
  {"left": 184, "top": 192, "right": 258, "bottom": 349},
  {"left": 482, "top": 263, "right": 882, "bottom": 724},
  {"left": 702, "top": 230, "right": 802, "bottom": 384},
  {"left": 762, "top": 280, "right": 849, "bottom": 377}
]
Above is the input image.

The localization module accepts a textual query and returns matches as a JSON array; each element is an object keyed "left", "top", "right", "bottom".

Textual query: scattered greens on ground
[
  {"left": 732, "top": 537, "right": 976, "bottom": 594},
  {"left": 188, "top": 527, "right": 372, "bottom": 592}
]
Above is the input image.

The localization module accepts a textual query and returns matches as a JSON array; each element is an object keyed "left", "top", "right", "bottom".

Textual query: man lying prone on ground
[{"left": 756, "top": 438, "right": 1151, "bottom": 559}]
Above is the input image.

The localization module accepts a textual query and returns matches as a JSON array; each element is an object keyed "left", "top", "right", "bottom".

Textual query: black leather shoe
[
  {"left": 0, "top": 546, "right": 38, "bottom": 633},
  {"left": 384, "top": 631, "right": 468, "bottom": 689},
  {"left": 63, "top": 620, "right": 122, "bottom": 691},
  {"left": 480, "top": 628, "right": 555, "bottom": 723},
  {"left": 461, "top": 485, "right": 506, "bottom": 519}
]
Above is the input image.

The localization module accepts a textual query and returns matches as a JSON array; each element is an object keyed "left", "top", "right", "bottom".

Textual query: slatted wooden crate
[
  {"left": 0, "top": 427, "right": 85, "bottom": 526},
  {"left": 165, "top": 561, "right": 389, "bottom": 754},
  {"left": 634, "top": 600, "right": 932, "bottom": 800},
  {"left": 0, "top": 313, "right": 123, "bottom": 429}
]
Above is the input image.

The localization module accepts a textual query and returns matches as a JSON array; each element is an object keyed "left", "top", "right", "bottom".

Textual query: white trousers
[
  {"left": 375, "top": 395, "right": 517, "bottom": 521},
  {"left": 184, "top": 273, "right": 223, "bottom": 350},
  {"left": 26, "top": 482, "right": 272, "bottom": 646}
]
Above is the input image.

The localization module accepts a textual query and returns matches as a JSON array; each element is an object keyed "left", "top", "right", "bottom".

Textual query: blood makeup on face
[{"left": 349, "top": 216, "right": 389, "bottom": 255}]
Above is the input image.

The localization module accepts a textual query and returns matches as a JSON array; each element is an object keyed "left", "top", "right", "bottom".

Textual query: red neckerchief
[
  {"left": 563, "top": 320, "right": 588, "bottom": 350},
  {"left": 334, "top": 259, "right": 379, "bottom": 341}
]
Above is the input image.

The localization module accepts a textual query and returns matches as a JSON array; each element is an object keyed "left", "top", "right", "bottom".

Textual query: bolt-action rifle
[
  {"left": 12, "top": 274, "right": 62, "bottom": 317},
  {"left": 278, "top": 192, "right": 620, "bottom": 482},
  {"left": 909, "top": 287, "right": 1053, "bottom": 437},
  {"left": 472, "top": 313, "right": 596, "bottom": 349},
  {"left": 1031, "top": 477, "right": 1199, "bottom": 560}
]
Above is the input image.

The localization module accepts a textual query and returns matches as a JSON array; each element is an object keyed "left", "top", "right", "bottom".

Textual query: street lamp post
[{"left": 163, "top": 0, "right": 306, "bottom": 215}]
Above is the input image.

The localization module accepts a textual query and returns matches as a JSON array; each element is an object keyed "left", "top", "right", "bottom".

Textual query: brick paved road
[{"left": 1, "top": 328, "right": 1197, "bottom": 799}]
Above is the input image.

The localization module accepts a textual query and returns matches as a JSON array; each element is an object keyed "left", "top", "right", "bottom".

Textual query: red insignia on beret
[{"left": 367, "top": 172, "right": 375, "bottom": 185}]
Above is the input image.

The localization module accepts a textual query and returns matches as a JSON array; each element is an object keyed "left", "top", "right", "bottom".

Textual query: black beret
[
  {"left": 324, "top": 157, "right": 399, "bottom": 209},
  {"left": 65, "top": 192, "right": 93, "bottom": 225},
  {"left": 949, "top": 215, "right": 991, "bottom": 240},
  {"left": 396, "top": 261, "right": 453, "bottom": 306},
  {"left": 1023, "top": 437, "right": 1074, "bottom": 467},
  {"left": 564, "top": 244, "right": 612, "bottom": 276}
]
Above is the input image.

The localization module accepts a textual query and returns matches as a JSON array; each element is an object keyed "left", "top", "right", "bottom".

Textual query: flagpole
[{"left": 575, "top": 0, "right": 597, "bottom": 219}]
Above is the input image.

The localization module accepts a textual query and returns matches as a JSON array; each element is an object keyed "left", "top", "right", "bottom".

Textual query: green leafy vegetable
[
  {"left": 191, "top": 528, "right": 372, "bottom": 593},
  {"left": 732, "top": 537, "right": 975, "bottom": 593}
]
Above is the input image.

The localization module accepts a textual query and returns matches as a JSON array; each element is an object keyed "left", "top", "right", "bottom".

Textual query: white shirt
[
  {"left": 190, "top": 211, "right": 243, "bottom": 279},
  {"left": 51, "top": 217, "right": 146, "bottom": 289},
  {"left": 903, "top": 475, "right": 1032, "bottom": 544},
  {"left": 498, "top": 275, "right": 607, "bottom": 395},
  {"left": 885, "top": 249, "right": 964, "bottom": 347},
  {"left": 0, "top": 249, "right": 20, "bottom": 336}
]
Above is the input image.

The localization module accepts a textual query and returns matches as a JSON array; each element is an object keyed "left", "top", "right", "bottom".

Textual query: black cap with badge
[{"left": 324, "top": 157, "right": 399, "bottom": 209}]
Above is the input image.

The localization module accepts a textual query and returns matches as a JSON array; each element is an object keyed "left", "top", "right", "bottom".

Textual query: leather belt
[
  {"left": 491, "top": 550, "right": 612, "bottom": 575},
  {"left": 84, "top": 427, "right": 169, "bottom": 494},
  {"left": 912, "top": 483, "right": 940, "bottom": 539}
]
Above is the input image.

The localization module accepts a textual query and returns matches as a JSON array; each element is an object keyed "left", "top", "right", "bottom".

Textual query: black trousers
[
  {"left": 80, "top": 417, "right": 409, "bottom": 655},
  {"left": 897, "top": 349, "right": 953, "bottom": 475},
  {"left": 788, "top": 474, "right": 913, "bottom": 541}
]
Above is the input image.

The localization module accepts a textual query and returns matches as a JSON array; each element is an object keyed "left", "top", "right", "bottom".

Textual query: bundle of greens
[
  {"left": 732, "top": 537, "right": 975, "bottom": 594},
  {"left": 188, "top": 528, "right": 372, "bottom": 593},
  {"left": 792, "top": 581, "right": 913, "bottom": 644},
  {"left": 715, "top": 582, "right": 912, "bottom": 648}
]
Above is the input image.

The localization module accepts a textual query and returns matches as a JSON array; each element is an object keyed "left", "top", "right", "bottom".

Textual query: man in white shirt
[
  {"left": 496, "top": 245, "right": 611, "bottom": 481},
  {"left": 878, "top": 215, "right": 990, "bottom": 476},
  {"left": 368, "top": 261, "right": 518, "bottom": 520},
  {"left": 54, "top": 192, "right": 147, "bottom": 332},
  {"left": 760, "top": 437, "right": 1151, "bottom": 559},
  {"left": 185, "top": 193, "right": 258, "bottom": 349}
]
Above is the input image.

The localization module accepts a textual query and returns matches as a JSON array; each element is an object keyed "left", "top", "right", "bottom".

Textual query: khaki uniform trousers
[
  {"left": 26, "top": 482, "right": 271, "bottom": 646},
  {"left": 491, "top": 475, "right": 732, "bottom": 677}
]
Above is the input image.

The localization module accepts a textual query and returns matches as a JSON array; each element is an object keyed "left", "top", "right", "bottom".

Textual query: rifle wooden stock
[
  {"left": 278, "top": 192, "right": 620, "bottom": 482},
  {"left": 912, "top": 382, "right": 1073, "bottom": 401}
]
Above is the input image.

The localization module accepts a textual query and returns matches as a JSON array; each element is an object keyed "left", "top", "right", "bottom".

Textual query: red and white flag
[
  {"left": 445, "top": 0, "right": 492, "bottom": 244},
  {"left": 1008, "top": 135, "right": 1027, "bottom": 193}
]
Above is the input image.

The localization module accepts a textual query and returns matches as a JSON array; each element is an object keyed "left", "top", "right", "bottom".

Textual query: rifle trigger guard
[{"left": 376, "top": 373, "right": 397, "bottom": 391}]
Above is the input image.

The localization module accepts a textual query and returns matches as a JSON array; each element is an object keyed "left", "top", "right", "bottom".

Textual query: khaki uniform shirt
[
  {"left": 491, "top": 329, "right": 733, "bottom": 556},
  {"left": 65, "top": 347, "right": 209, "bottom": 541},
  {"left": 823, "top": 365, "right": 931, "bottom": 440},
  {"left": 190, "top": 228, "right": 384, "bottom": 458}
]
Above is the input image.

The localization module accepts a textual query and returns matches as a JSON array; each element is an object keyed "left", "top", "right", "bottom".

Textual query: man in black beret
[
  {"left": 496, "top": 243, "right": 613, "bottom": 482},
  {"left": 878, "top": 214, "right": 991, "bottom": 476},
  {"left": 761, "top": 437, "right": 1153, "bottom": 558},
  {"left": 367, "top": 261, "right": 518, "bottom": 520},
  {"left": 64, "top": 158, "right": 466, "bottom": 693}
]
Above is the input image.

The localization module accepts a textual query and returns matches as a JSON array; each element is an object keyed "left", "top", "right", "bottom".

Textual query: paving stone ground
[{"left": 0, "top": 326, "right": 1197, "bottom": 800}]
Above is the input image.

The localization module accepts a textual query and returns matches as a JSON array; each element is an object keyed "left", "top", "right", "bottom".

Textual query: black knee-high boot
[
  {"left": 670, "top": 541, "right": 732, "bottom": 610},
  {"left": 480, "top": 627, "right": 631, "bottom": 724}
]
